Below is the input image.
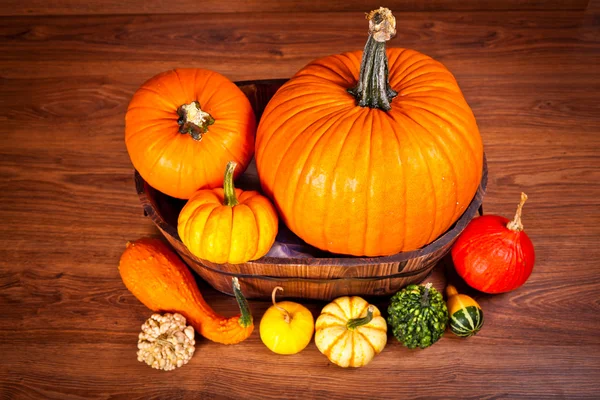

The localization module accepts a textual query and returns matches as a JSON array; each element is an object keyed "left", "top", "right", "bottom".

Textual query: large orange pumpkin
[
  {"left": 255, "top": 8, "right": 484, "bottom": 256},
  {"left": 126, "top": 68, "right": 256, "bottom": 199}
]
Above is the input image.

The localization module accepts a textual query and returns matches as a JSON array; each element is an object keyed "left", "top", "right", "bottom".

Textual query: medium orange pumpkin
[
  {"left": 255, "top": 8, "right": 484, "bottom": 256},
  {"left": 178, "top": 161, "right": 279, "bottom": 264},
  {"left": 126, "top": 68, "right": 256, "bottom": 199}
]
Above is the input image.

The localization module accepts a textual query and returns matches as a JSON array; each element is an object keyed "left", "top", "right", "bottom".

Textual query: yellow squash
[
  {"left": 259, "top": 287, "right": 314, "bottom": 355},
  {"left": 315, "top": 296, "right": 387, "bottom": 368},
  {"left": 178, "top": 161, "right": 278, "bottom": 264}
]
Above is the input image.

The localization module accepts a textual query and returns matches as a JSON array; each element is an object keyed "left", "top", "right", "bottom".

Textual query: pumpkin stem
[
  {"left": 223, "top": 161, "right": 239, "bottom": 207},
  {"left": 421, "top": 282, "right": 433, "bottom": 308},
  {"left": 271, "top": 286, "right": 291, "bottom": 324},
  {"left": 176, "top": 100, "right": 215, "bottom": 141},
  {"left": 346, "top": 305, "right": 375, "bottom": 330},
  {"left": 347, "top": 7, "right": 398, "bottom": 111},
  {"left": 446, "top": 284, "right": 459, "bottom": 298},
  {"left": 507, "top": 192, "right": 528, "bottom": 232},
  {"left": 232, "top": 277, "right": 253, "bottom": 328}
]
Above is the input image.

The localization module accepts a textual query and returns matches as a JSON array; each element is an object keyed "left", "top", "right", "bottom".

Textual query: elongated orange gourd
[
  {"left": 118, "top": 238, "right": 253, "bottom": 345},
  {"left": 255, "top": 8, "right": 483, "bottom": 256}
]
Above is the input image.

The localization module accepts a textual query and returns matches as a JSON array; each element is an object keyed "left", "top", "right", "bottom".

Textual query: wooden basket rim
[
  {"left": 135, "top": 158, "right": 486, "bottom": 267},
  {"left": 134, "top": 78, "right": 487, "bottom": 268}
]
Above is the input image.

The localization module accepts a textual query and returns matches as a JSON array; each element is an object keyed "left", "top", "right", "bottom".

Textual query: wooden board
[
  {"left": 1, "top": 6, "right": 599, "bottom": 400},
  {"left": 0, "top": 0, "right": 590, "bottom": 16}
]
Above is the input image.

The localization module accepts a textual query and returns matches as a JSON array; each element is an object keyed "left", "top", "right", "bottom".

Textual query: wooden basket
[{"left": 135, "top": 79, "right": 487, "bottom": 300}]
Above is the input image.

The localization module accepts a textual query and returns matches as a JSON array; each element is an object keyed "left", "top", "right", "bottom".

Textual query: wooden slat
[
  {"left": 0, "top": 0, "right": 590, "bottom": 17},
  {"left": 1, "top": 11, "right": 597, "bottom": 81}
]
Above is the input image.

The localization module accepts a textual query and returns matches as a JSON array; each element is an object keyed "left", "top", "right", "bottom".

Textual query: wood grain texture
[
  {"left": 0, "top": 0, "right": 590, "bottom": 17},
  {"left": 1, "top": 6, "right": 600, "bottom": 400}
]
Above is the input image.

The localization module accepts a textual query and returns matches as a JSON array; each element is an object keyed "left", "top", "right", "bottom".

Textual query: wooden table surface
[{"left": 1, "top": 2, "right": 599, "bottom": 399}]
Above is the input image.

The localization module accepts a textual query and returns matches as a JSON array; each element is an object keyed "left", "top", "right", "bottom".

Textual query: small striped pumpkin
[
  {"left": 315, "top": 296, "right": 387, "bottom": 368},
  {"left": 446, "top": 285, "right": 484, "bottom": 337}
]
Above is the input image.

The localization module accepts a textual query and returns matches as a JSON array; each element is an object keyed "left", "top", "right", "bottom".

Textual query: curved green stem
[
  {"left": 347, "top": 305, "right": 374, "bottom": 330},
  {"left": 232, "top": 277, "right": 253, "bottom": 328},
  {"left": 223, "top": 161, "right": 239, "bottom": 207},
  {"left": 348, "top": 8, "right": 397, "bottom": 111}
]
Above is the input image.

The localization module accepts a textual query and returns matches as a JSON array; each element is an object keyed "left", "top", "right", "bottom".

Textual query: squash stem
[
  {"left": 421, "top": 282, "right": 433, "bottom": 308},
  {"left": 347, "top": 7, "right": 397, "bottom": 111},
  {"left": 223, "top": 161, "right": 239, "bottom": 207},
  {"left": 272, "top": 286, "right": 291, "bottom": 324},
  {"left": 232, "top": 277, "right": 253, "bottom": 328},
  {"left": 507, "top": 192, "right": 528, "bottom": 232},
  {"left": 347, "top": 305, "right": 374, "bottom": 330},
  {"left": 446, "top": 284, "right": 459, "bottom": 298},
  {"left": 176, "top": 100, "right": 215, "bottom": 141}
]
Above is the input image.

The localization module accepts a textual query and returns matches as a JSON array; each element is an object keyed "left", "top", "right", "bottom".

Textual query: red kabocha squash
[
  {"left": 125, "top": 68, "right": 256, "bottom": 199},
  {"left": 255, "top": 8, "right": 484, "bottom": 256},
  {"left": 451, "top": 193, "right": 535, "bottom": 294}
]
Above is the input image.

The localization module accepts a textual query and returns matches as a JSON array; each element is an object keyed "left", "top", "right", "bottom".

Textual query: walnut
[{"left": 136, "top": 313, "right": 195, "bottom": 371}]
